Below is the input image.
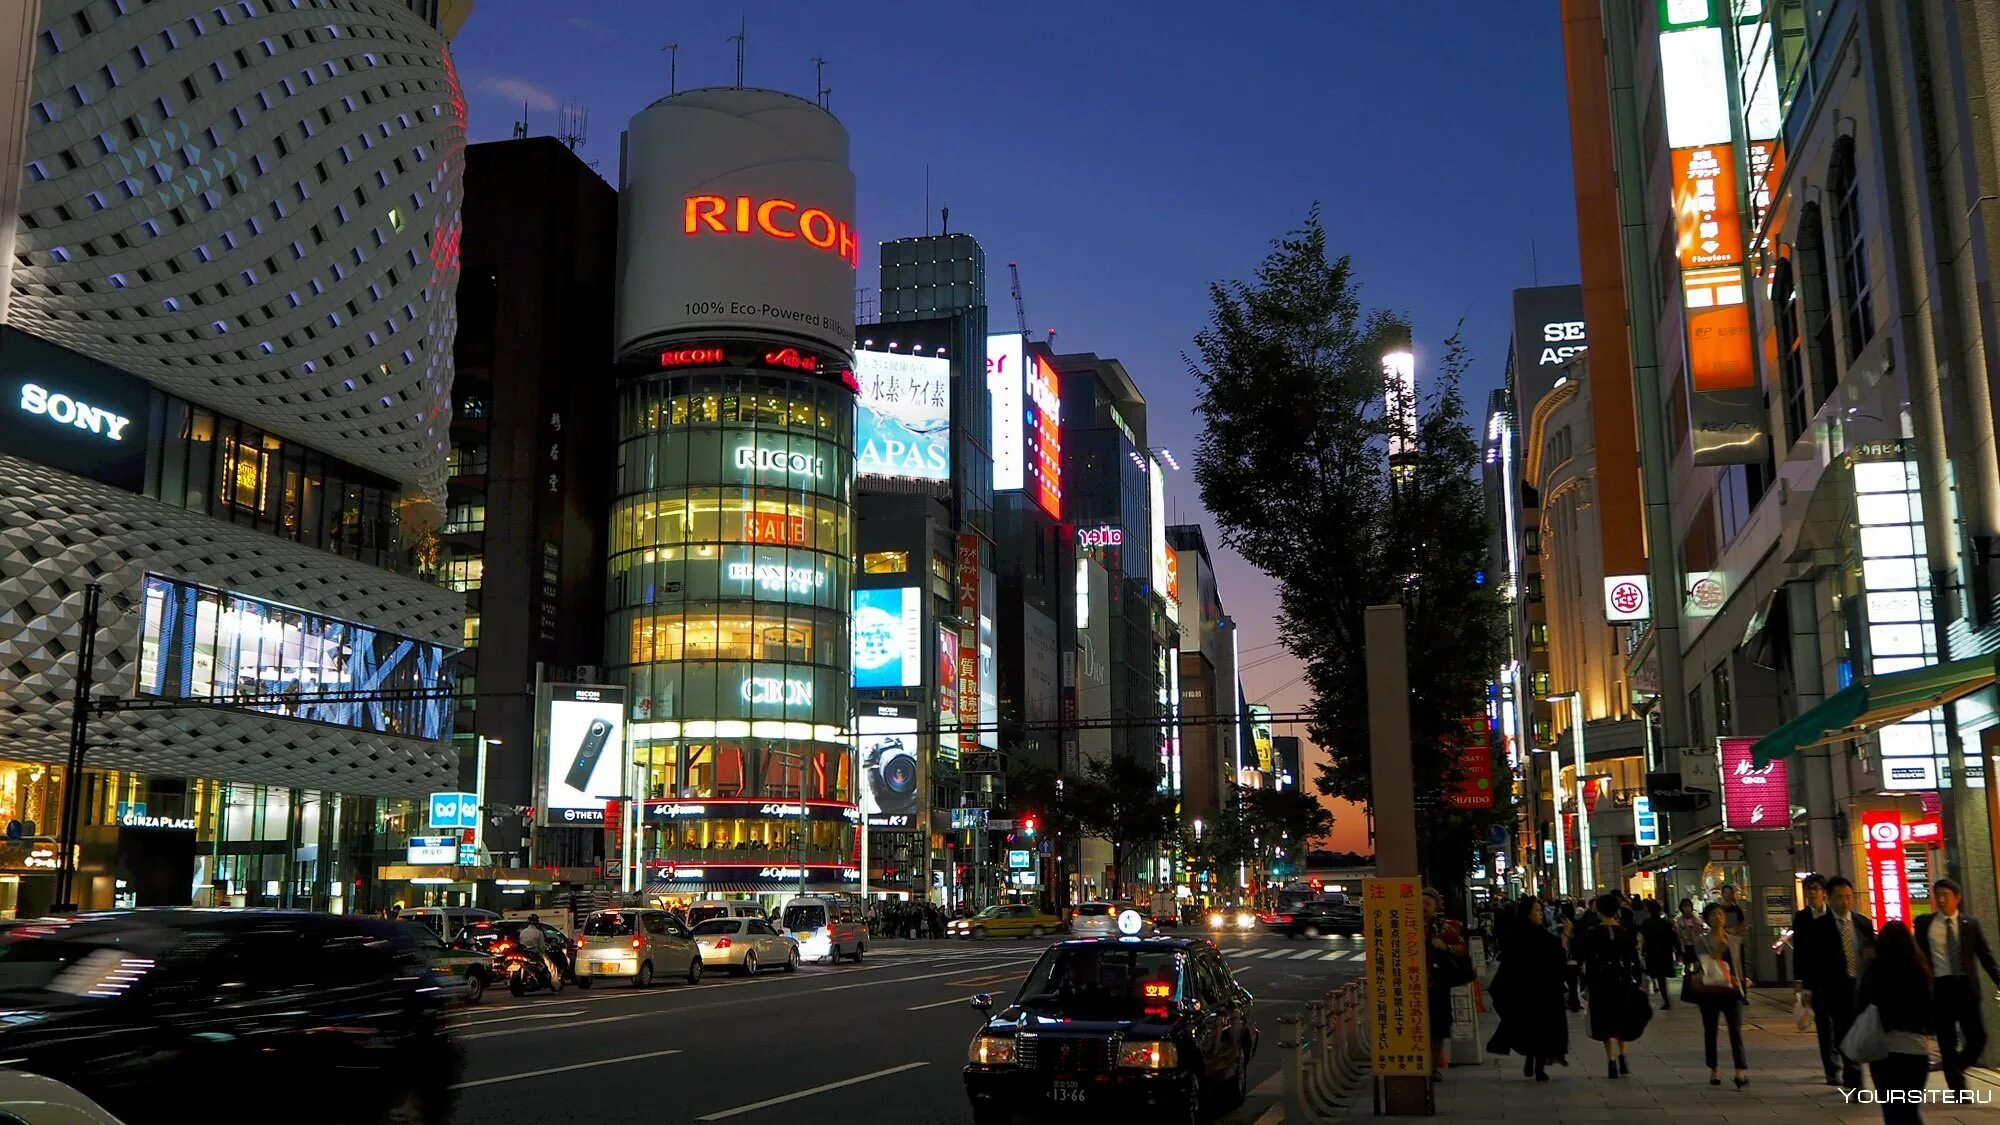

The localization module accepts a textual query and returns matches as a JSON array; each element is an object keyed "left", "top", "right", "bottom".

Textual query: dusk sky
[{"left": 454, "top": 2, "right": 1582, "bottom": 852}]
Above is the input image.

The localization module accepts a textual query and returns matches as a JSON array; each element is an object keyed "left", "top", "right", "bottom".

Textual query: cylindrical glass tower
[{"left": 610, "top": 87, "right": 859, "bottom": 906}]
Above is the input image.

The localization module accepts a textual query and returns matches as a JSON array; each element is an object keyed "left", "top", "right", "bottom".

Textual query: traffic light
[
  {"left": 1021, "top": 815, "right": 1038, "bottom": 838},
  {"left": 1309, "top": 877, "right": 1323, "bottom": 893}
]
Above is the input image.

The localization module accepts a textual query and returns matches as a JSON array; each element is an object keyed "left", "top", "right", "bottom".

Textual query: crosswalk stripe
[
  {"left": 1323, "top": 950, "right": 1356, "bottom": 961},
  {"left": 1291, "top": 949, "right": 1324, "bottom": 959},
  {"left": 1260, "top": 948, "right": 1295, "bottom": 959}
]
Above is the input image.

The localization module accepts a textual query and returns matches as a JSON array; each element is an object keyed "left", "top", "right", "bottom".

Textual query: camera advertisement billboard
[
  {"left": 855, "top": 350, "right": 951, "bottom": 482},
  {"left": 544, "top": 683, "right": 626, "bottom": 826},
  {"left": 857, "top": 704, "right": 921, "bottom": 830}
]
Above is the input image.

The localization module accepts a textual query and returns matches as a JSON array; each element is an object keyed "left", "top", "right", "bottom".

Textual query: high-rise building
[
  {"left": 0, "top": 0, "right": 467, "bottom": 914},
  {"left": 1169, "top": 524, "right": 1235, "bottom": 826},
  {"left": 444, "top": 137, "right": 618, "bottom": 876},
  {"left": 609, "top": 87, "right": 861, "bottom": 909}
]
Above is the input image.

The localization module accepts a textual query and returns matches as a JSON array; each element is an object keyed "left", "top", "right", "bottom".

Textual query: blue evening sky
[{"left": 451, "top": 2, "right": 1580, "bottom": 841}]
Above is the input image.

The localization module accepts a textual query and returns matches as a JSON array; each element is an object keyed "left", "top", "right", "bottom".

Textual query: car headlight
[
  {"left": 1237, "top": 912, "right": 1255, "bottom": 929},
  {"left": 1207, "top": 914, "right": 1224, "bottom": 929},
  {"left": 968, "top": 1035, "right": 1017, "bottom": 1065},
  {"left": 1116, "top": 1041, "right": 1179, "bottom": 1069}
]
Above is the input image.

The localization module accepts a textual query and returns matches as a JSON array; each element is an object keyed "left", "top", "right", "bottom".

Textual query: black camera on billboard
[{"left": 864, "top": 736, "right": 917, "bottom": 810}]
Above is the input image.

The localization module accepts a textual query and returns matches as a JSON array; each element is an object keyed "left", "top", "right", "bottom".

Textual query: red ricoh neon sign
[
  {"left": 684, "top": 195, "right": 858, "bottom": 267},
  {"left": 660, "top": 346, "right": 726, "bottom": 369}
]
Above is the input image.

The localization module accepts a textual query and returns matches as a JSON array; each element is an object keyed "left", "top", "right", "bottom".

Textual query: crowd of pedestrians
[{"left": 1465, "top": 874, "right": 1997, "bottom": 1121}]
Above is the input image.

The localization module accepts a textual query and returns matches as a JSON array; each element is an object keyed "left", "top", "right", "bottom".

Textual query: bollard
[
  {"left": 1327, "top": 989, "right": 1360, "bottom": 1088},
  {"left": 1277, "top": 1013, "right": 1320, "bottom": 1124},
  {"left": 1300, "top": 1000, "right": 1336, "bottom": 1115},
  {"left": 1342, "top": 982, "right": 1367, "bottom": 1062}
]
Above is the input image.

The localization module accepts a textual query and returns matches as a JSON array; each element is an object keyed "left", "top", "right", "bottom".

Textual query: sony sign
[{"left": 19, "top": 383, "right": 133, "bottom": 441}]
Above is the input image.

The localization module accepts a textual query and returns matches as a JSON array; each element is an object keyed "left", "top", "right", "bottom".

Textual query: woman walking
[
  {"left": 1856, "top": 921, "right": 1933, "bottom": 1124},
  {"left": 1484, "top": 896, "right": 1570, "bottom": 1080},
  {"left": 1639, "top": 900, "right": 1679, "bottom": 1009},
  {"left": 1576, "top": 892, "right": 1645, "bottom": 1078},
  {"left": 1688, "top": 902, "right": 1750, "bottom": 1088},
  {"left": 1673, "top": 898, "right": 1705, "bottom": 968}
]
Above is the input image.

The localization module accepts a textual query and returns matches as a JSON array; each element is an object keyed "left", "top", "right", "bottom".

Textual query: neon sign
[
  {"left": 683, "top": 195, "right": 858, "bottom": 267},
  {"left": 744, "top": 512, "right": 810, "bottom": 546},
  {"left": 1076, "top": 525, "right": 1123, "bottom": 549},
  {"left": 742, "top": 677, "right": 813, "bottom": 706},
  {"left": 660, "top": 346, "right": 726, "bottom": 369},
  {"left": 1863, "top": 810, "right": 1909, "bottom": 924},
  {"left": 734, "top": 446, "right": 825, "bottom": 480},
  {"left": 763, "top": 347, "right": 819, "bottom": 373}
]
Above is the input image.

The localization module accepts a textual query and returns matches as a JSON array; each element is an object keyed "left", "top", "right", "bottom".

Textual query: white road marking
[
  {"left": 905, "top": 995, "right": 976, "bottom": 1011},
  {"left": 694, "top": 1062, "right": 931, "bottom": 1120},
  {"left": 1291, "top": 949, "right": 1324, "bottom": 959},
  {"left": 451, "top": 1008, "right": 586, "bottom": 1028},
  {"left": 1260, "top": 948, "right": 1296, "bottom": 959},
  {"left": 451, "top": 1048, "right": 683, "bottom": 1089}
]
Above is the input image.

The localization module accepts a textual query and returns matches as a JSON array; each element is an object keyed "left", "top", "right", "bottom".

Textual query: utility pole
[{"left": 55, "top": 583, "right": 102, "bottom": 912}]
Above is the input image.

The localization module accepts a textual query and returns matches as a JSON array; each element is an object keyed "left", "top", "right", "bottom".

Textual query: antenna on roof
[
  {"left": 662, "top": 43, "right": 679, "bottom": 95},
  {"left": 512, "top": 100, "right": 527, "bottom": 139},
  {"left": 556, "top": 101, "right": 588, "bottom": 152},
  {"left": 729, "top": 15, "right": 745, "bottom": 88},
  {"left": 813, "top": 56, "right": 830, "bottom": 109}
]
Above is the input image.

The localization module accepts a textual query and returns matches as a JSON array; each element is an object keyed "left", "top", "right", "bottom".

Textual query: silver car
[
  {"left": 1069, "top": 901, "right": 1135, "bottom": 938},
  {"left": 692, "top": 917, "right": 799, "bottom": 975},
  {"left": 573, "top": 909, "right": 703, "bottom": 988}
]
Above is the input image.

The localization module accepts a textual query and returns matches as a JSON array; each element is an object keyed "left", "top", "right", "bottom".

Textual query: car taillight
[
  {"left": 632, "top": 937, "right": 644, "bottom": 950},
  {"left": 494, "top": 941, "right": 512, "bottom": 953},
  {"left": 715, "top": 937, "right": 732, "bottom": 949},
  {"left": 575, "top": 938, "right": 587, "bottom": 950}
]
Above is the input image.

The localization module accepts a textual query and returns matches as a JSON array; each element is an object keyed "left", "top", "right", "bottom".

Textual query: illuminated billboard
[
  {"left": 853, "top": 587, "right": 922, "bottom": 689},
  {"left": 615, "top": 88, "right": 856, "bottom": 357},
  {"left": 1026, "top": 353, "right": 1063, "bottom": 518},
  {"left": 855, "top": 350, "right": 950, "bottom": 482},
  {"left": 857, "top": 703, "right": 921, "bottom": 829},
  {"left": 1148, "top": 455, "right": 1171, "bottom": 609},
  {"left": 543, "top": 683, "right": 626, "bottom": 826},
  {"left": 987, "top": 333, "right": 1025, "bottom": 491},
  {"left": 1672, "top": 146, "right": 1743, "bottom": 269},
  {"left": 136, "top": 575, "right": 454, "bottom": 739}
]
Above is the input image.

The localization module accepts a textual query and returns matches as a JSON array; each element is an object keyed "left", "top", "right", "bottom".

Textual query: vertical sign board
[
  {"left": 956, "top": 534, "right": 981, "bottom": 759},
  {"left": 1862, "top": 810, "right": 1909, "bottom": 925},
  {"left": 603, "top": 798, "right": 623, "bottom": 870},
  {"left": 937, "top": 624, "right": 960, "bottom": 767},
  {"left": 1634, "top": 796, "right": 1661, "bottom": 846},
  {"left": 1448, "top": 717, "right": 1496, "bottom": 810},
  {"left": 1025, "top": 353, "right": 1063, "bottom": 519},
  {"left": 1363, "top": 878, "right": 1430, "bottom": 1077},
  {"left": 1719, "top": 736, "right": 1788, "bottom": 830}
]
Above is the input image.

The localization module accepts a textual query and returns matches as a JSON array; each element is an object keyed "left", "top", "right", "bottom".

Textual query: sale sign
[
  {"left": 1862, "top": 809, "right": 1910, "bottom": 924},
  {"left": 1719, "top": 736, "right": 1789, "bottom": 829}
]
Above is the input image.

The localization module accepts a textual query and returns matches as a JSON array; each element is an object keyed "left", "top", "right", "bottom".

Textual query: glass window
[
  {"left": 1828, "top": 138, "right": 1874, "bottom": 361},
  {"left": 441, "top": 556, "right": 482, "bottom": 592},
  {"left": 863, "top": 551, "right": 908, "bottom": 574}
]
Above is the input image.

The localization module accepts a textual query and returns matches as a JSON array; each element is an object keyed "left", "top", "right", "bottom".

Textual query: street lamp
[{"left": 1546, "top": 691, "right": 1592, "bottom": 896}]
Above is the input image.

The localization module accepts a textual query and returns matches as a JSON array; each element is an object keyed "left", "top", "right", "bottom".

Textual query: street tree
[
  {"left": 1187, "top": 206, "right": 1508, "bottom": 889},
  {"left": 1069, "top": 756, "right": 1179, "bottom": 901}
]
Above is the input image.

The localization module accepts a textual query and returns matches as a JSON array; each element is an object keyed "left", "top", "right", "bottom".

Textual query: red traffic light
[{"left": 1021, "top": 815, "right": 1039, "bottom": 836}]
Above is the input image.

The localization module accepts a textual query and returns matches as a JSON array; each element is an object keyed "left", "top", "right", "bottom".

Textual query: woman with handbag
[
  {"left": 1577, "top": 893, "right": 1645, "bottom": 1078},
  {"left": 1852, "top": 921, "right": 1933, "bottom": 1124},
  {"left": 1483, "top": 896, "right": 1571, "bottom": 1080},
  {"left": 1686, "top": 902, "right": 1750, "bottom": 1087}
]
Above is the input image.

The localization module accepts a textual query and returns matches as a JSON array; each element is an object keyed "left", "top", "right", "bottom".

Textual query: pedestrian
[
  {"left": 1484, "top": 896, "right": 1569, "bottom": 1081},
  {"left": 1912, "top": 878, "right": 1999, "bottom": 1093},
  {"left": 1577, "top": 892, "right": 1646, "bottom": 1078},
  {"left": 1558, "top": 901, "right": 1583, "bottom": 1012},
  {"left": 1792, "top": 874, "right": 1833, "bottom": 1077},
  {"left": 1718, "top": 883, "right": 1749, "bottom": 998},
  {"left": 1673, "top": 898, "right": 1705, "bottom": 968},
  {"left": 1423, "top": 887, "right": 1470, "bottom": 1080},
  {"left": 1856, "top": 921, "right": 1934, "bottom": 1124},
  {"left": 1806, "top": 875, "right": 1876, "bottom": 1088},
  {"left": 1685, "top": 902, "right": 1750, "bottom": 1087},
  {"left": 1638, "top": 900, "right": 1678, "bottom": 1008}
]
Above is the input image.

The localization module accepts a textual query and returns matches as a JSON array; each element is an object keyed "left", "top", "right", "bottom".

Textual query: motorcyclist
[{"left": 517, "top": 915, "right": 560, "bottom": 989}]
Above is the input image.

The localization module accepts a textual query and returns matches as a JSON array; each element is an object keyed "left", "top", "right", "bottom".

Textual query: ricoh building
[
  {"left": 0, "top": 0, "right": 468, "bottom": 915},
  {"left": 611, "top": 88, "right": 862, "bottom": 904}
]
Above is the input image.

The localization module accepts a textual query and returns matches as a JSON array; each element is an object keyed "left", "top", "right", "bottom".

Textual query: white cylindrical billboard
[{"left": 617, "top": 88, "right": 857, "bottom": 358}]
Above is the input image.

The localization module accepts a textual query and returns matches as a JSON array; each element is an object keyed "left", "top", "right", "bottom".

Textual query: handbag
[
  {"left": 1840, "top": 1004, "right": 1887, "bottom": 1063},
  {"left": 1620, "top": 983, "right": 1654, "bottom": 1040}
]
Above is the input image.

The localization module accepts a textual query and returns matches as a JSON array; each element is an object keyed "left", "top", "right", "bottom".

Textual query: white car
[{"left": 1069, "top": 901, "right": 1135, "bottom": 938}]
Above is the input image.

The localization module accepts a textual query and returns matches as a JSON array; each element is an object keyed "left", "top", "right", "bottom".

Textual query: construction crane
[{"left": 1008, "top": 261, "right": 1029, "bottom": 337}]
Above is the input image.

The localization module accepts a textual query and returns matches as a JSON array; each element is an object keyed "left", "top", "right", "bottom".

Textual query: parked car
[
  {"left": 779, "top": 896, "right": 867, "bottom": 963},
  {"left": 949, "top": 904, "right": 1064, "bottom": 941},
  {"left": 686, "top": 899, "right": 767, "bottom": 927},
  {"left": 691, "top": 918, "right": 800, "bottom": 974},
  {"left": 0, "top": 910, "right": 462, "bottom": 1125},
  {"left": 1262, "top": 901, "right": 1362, "bottom": 938},
  {"left": 453, "top": 918, "right": 576, "bottom": 983},
  {"left": 963, "top": 936, "right": 1257, "bottom": 1124},
  {"left": 402, "top": 919, "right": 492, "bottom": 1002},
  {"left": 573, "top": 908, "right": 703, "bottom": 988}
]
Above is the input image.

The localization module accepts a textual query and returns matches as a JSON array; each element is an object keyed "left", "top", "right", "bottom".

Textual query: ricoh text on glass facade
[{"left": 137, "top": 574, "right": 454, "bottom": 739}]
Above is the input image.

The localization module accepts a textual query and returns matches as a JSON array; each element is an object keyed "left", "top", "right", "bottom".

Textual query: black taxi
[{"left": 963, "top": 935, "right": 1257, "bottom": 1124}]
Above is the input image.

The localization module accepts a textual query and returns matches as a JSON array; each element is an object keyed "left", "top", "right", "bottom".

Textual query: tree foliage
[
  {"left": 1187, "top": 207, "right": 1508, "bottom": 887},
  {"left": 1069, "top": 756, "right": 1180, "bottom": 900}
]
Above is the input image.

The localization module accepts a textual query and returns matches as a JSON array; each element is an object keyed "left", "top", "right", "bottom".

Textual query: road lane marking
[
  {"left": 906, "top": 995, "right": 975, "bottom": 1011},
  {"left": 694, "top": 1062, "right": 930, "bottom": 1120},
  {"left": 451, "top": 1048, "right": 683, "bottom": 1089},
  {"left": 1290, "top": 950, "right": 1324, "bottom": 959},
  {"left": 1259, "top": 948, "right": 1294, "bottom": 959},
  {"left": 451, "top": 1008, "right": 587, "bottom": 1028},
  {"left": 1323, "top": 950, "right": 1357, "bottom": 961}
]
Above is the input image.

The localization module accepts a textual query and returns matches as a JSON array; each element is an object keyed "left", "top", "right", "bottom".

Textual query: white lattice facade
[
  {"left": 0, "top": 456, "right": 462, "bottom": 795},
  {"left": 9, "top": 0, "right": 464, "bottom": 498}
]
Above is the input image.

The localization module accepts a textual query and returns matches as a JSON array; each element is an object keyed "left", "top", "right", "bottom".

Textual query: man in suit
[
  {"left": 1914, "top": 878, "right": 2000, "bottom": 1092},
  {"left": 1808, "top": 875, "right": 1875, "bottom": 1088},
  {"left": 1791, "top": 874, "right": 1834, "bottom": 1083}
]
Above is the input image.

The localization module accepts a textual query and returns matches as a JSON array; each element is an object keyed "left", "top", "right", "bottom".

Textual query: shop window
[
  {"left": 441, "top": 555, "right": 482, "bottom": 592},
  {"left": 863, "top": 550, "right": 909, "bottom": 574}
]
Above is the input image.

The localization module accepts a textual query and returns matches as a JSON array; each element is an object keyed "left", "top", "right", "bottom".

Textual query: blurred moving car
[
  {"left": 401, "top": 905, "right": 498, "bottom": 942},
  {"left": 402, "top": 919, "right": 493, "bottom": 1002},
  {"left": 691, "top": 918, "right": 800, "bottom": 974},
  {"left": 963, "top": 936, "right": 1257, "bottom": 1124},
  {"left": 0, "top": 910, "right": 462, "bottom": 1125},
  {"left": 1263, "top": 900, "right": 1362, "bottom": 938},
  {"left": 949, "top": 904, "right": 1065, "bottom": 941},
  {"left": 1069, "top": 902, "right": 1135, "bottom": 939},
  {"left": 453, "top": 918, "right": 575, "bottom": 974},
  {"left": 0, "top": 1069, "right": 129, "bottom": 1124},
  {"left": 573, "top": 908, "right": 703, "bottom": 988},
  {"left": 1205, "top": 907, "right": 1258, "bottom": 933}
]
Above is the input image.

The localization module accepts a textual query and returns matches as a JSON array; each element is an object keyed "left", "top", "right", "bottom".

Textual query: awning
[
  {"left": 1622, "top": 823, "right": 1725, "bottom": 877},
  {"left": 1750, "top": 653, "right": 2000, "bottom": 766}
]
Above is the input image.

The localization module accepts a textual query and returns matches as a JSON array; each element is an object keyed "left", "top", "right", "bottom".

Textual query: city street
[{"left": 446, "top": 932, "right": 1366, "bottom": 1124}]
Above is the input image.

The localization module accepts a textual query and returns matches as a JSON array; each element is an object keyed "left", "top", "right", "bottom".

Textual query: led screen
[
  {"left": 853, "top": 587, "right": 922, "bottom": 689},
  {"left": 1025, "top": 353, "right": 1063, "bottom": 518},
  {"left": 987, "top": 333, "right": 1024, "bottom": 491},
  {"left": 544, "top": 683, "right": 626, "bottom": 826},
  {"left": 136, "top": 574, "right": 453, "bottom": 739},
  {"left": 855, "top": 351, "right": 951, "bottom": 482}
]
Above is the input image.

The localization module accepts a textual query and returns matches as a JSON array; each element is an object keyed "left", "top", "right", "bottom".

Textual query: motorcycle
[{"left": 493, "top": 941, "right": 564, "bottom": 997}]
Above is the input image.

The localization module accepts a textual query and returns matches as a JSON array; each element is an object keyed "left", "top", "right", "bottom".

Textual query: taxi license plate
[
  {"left": 1046, "top": 1080, "right": 1087, "bottom": 1104},
  {"left": 592, "top": 962, "right": 619, "bottom": 974}
]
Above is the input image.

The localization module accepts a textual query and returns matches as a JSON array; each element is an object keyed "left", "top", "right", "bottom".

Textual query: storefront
[{"left": 636, "top": 796, "right": 859, "bottom": 911}]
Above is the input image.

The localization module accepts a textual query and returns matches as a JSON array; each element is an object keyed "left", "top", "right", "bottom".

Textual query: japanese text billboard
[
  {"left": 1026, "top": 353, "right": 1063, "bottom": 518},
  {"left": 855, "top": 350, "right": 950, "bottom": 482},
  {"left": 1719, "top": 736, "right": 1788, "bottom": 830}
]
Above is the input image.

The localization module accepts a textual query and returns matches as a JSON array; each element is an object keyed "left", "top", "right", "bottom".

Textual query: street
[{"left": 447, "top": 931, "right": 1366, "bottom": 1124}]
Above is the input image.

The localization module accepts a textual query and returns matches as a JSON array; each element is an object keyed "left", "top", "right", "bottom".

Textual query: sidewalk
[{"left": 1429, "top": 985, "right": 1999, "bottom": 1123}]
